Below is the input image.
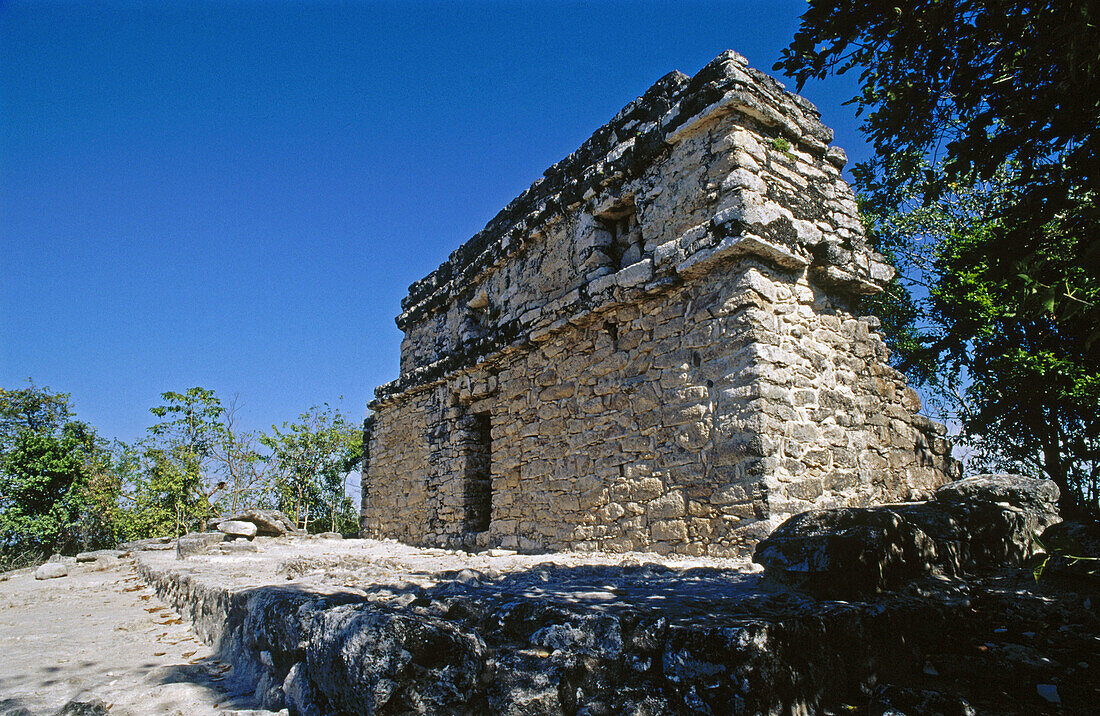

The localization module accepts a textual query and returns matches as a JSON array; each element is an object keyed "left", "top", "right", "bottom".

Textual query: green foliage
[
  {"left": 0, "top": 382, "right": 74, "bottom": 449},
  {"left": 781, "top": 1, "right": 1100, "bottom": 513},
  {"left": 262, "top": 404, "right": 362, "bottom": 533},
  {"left": 135, "top": 388, "right": 224, "bottom": 534},
  {"left": 0, "top": 382, "right": 118, "bottom": 561},
  {"left": 2, "top": 381, "right": 365, "bottom": 552},
  {"left": 770, "top": 136, "right": 793, "bottom": 157},
  {"left": 1031, "top": 534, "right": 1100, "bottom": 582}
]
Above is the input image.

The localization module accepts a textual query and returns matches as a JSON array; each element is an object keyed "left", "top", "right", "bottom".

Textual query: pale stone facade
[{"left": 361, "top": 51, "right": 957, "bottom": 556}]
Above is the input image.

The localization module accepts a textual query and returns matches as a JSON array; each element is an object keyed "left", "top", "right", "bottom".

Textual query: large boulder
[
  {"left": 754, "top": 474, "right": 1061, "bottom": 596},
  {"left": 177, "top": 531, "right": 228, "bottom": 558},
  {"left": 751, "top": 507, "right": 940, "bottom": 596},
  {"left": 935, "top": 473, "right": 1060, "bottom": 514},
  {"left": 218, "top": 520, "right": 259, "bottom": 539},
  {"left": 304, "top": 604, "right": 486, "bottom": 714},
  {"left": 34, "top": 562, "right": 69, "bottom": 580},
  {"left": 213, "top": 509, "right": 301, "bottom": 537}
]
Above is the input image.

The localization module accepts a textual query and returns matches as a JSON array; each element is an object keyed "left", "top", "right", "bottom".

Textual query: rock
[
  {"left": 487, "top": 651, "right": 566, "bottom": 715},
  {"left": 754, "top": 473, "right": 1063, "bottom": 596},
  {"left": 935, "top": 473, "right": 1059, "bottom": 515},
  {"left": 118, "top": 536, "right": 174, "bottom": 551},
  {"left": 929, "top": 474, "right": 1060, "bottom": 568},
  {"left": 314, "top": 607, "right": 486, "bottom": 716},
  {"left": 1036, "top": 683, "right": 1061, "bottom": 705},
  {"left": 34, "top": 563, "right": 69, "bottom": 580},
  {"left": 183, "top": 531, "right": 230, "bottom": 545},
  {"left": 1042, "top": 520, "right": 1100, "bottom": 555},
  {"left": 305, "top": 604, "right": 486, "bottom": 714},
  {"left": 868, "top": 685, "right": 976, "bottom": 716},
  {"left": 75, "top": 549, "right": 123, "bottom": 563},
  {"left": 282, "top": 662, "right": 323, "bottom": 716},
  {"left": 218, "top": 520, "right": 258, "bottom": 538},
  {"left": 216, "top": 509, "right": 300, "bottom": 536},
  {"left": 178, "top": 532, "right": 227, "bottom": 557},
  {"left": 752, "top": 506, "right": 939, "bottom": 595},
  {"left": 134, "top": 531, "right": 1100, "bottom": 716},
  {"left": 317, "top": 532, "right": 343, "bottom": 540},
  {"left": 53, "top": 700, "right": 110, "bottom": 716}
]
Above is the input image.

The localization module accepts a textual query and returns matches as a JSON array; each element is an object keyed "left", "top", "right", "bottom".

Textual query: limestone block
[
  {"left": 651, "top": 519, "right": 689, "bottom": 541},
  {"left": 646, "top": 492, "right": 686, "bottom": 520},
  {"left": 218, "top": 520, "right": 258, "bottom": 538},
  {"left": 35, "top": 562, "right": 69, "bottom": 580}
]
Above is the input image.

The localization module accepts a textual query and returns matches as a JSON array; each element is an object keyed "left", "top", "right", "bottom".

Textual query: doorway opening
[{"left": 463, "top": 411, "right": 492, "bottom": 532}]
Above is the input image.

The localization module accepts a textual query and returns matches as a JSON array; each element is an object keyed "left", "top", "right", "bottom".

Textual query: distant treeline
[{"left": 0, "top": 382, "right": 362, "bottom": 570}]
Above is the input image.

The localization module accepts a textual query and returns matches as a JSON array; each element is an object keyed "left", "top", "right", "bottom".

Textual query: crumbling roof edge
[{"left": 393, "top": 49, "right": 833, "bottom": 331}]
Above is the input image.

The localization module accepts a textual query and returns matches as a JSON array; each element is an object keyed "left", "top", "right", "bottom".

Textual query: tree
[
  {"left": 140, "top": 387, "right": 224, "bottom": 533},
  {"left": 261, "top": 404, "right": 362, "bottom": 533},
  {"left": 0, "top": 382, "right": 116, "bottom": 562},
  {"left": 207, "top": 394, "right": 276, "bottom": 513},
  {"left": 780, "top": 1, "right": 1099, "bottom": 324},
  {"left": 124, "top": 387, "right": 277, "bottom": 537},
  {"left": 779, "top": 1, "right": 1100, "bottom": 513}
]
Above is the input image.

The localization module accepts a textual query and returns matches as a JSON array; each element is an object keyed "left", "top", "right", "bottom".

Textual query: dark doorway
[{"left": 463, "top": 411, "right": 492, "bottom": 532}]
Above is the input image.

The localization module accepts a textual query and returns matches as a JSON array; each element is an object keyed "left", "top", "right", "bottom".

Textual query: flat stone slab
[{"left": 75, "top": 549, "right": 124, "bottom": 563}]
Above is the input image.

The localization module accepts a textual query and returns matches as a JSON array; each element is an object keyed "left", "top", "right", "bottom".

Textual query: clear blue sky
[{"left": 1, "top": 0, "right": 869, "bottom": 445}]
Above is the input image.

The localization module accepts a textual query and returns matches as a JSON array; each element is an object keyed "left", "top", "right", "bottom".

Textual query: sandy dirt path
[{"left": 0, "top": 556, "right": 276, "bottom": 716}]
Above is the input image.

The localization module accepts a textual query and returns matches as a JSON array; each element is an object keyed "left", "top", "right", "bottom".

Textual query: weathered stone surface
[
  {"left": 362, "top": 50, "right": 956, "bottom": 556},
  {"left": 753, "top": 474, "right": 1061, "bottom": 596},
  {"left": 218, "top": 520, "right": 258, "bottom": 538},
  {"left": 34, "top": 563, "right": 68, "bottom": 580},
  {"left": 52, "top": 699, "right": 110, "bottom": 716},
  {"left": 219, "top": 539, "right": 258, "bottom": 554},
  {"left": 176, "top": 531, "right": 228, "bottom": 558},
  {"left": 306, "top": 606, "right": 486, "bottom": 714},
  {"left": 117, "top": 536, "right": 174, "bottom": 551},
  {"left": 936, "top": 473, "right": 1060, "bottom": 516},
  {"left": 868, "top": 685, "right": 976, "bottom": 716}
]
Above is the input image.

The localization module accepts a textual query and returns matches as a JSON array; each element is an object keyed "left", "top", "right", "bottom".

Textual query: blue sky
[{"left": 1, "top": 0, "right": 869, "bottom": 444}]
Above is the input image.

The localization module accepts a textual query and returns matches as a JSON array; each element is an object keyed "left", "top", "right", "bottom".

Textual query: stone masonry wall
[{"left": 362, "top": 50, "right": 957, "bottom": 556}]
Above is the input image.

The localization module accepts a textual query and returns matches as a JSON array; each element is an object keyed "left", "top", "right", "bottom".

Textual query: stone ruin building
[{"left": 361, "top": 50, "right": 957, "bottom": 556}]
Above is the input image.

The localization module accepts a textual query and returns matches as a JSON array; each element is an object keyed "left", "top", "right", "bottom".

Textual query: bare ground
[{"left": 0, "top": 555, "right": 274, "bottom": 716}]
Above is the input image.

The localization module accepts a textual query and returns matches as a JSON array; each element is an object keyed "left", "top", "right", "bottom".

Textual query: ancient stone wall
[{"left": 362, "top": 50, "right": 957, "bottom": 556}]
